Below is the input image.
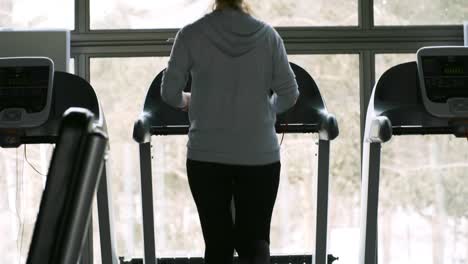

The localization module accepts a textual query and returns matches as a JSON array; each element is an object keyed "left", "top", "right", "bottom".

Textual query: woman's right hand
[{"left": 181, "top": 92, "right": 191, "bottom": 112}]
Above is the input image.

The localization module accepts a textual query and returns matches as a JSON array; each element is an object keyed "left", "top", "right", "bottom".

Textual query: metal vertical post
[
  {"left": 464, "top": 21, "right": 468, "bottom": 46},
  {"left": 80, "top": 216, "right": 94, "bottom": 264},
  {"left": 97, "top": 164, "right": 118, "bottom": 264},
  {"left": 75, "top": 1, "right": 92, "bottom": 259},
  {"left": 140, "top": 143, "right": 156, "bottom": 264},
  {"left": 360, "top": 51, "right": 375, "bottom": 142},
  {"left": 314, "top": 139, "right": 330, "bottom": 264},
  {"left": 359, "top": 142, "right": 382, "bottom": 264}
]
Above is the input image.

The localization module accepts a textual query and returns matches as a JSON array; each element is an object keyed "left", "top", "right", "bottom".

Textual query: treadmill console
[
  {"left": 0, "top": 57, "right": 54, "bottom": 128},
  {"left": 417, "top": 46, "right": 468, "bottom": 118}
]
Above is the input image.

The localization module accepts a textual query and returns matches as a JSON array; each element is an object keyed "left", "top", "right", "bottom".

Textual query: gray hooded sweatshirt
[{"left": 161, "top": 8, "right": 299, "bottom": 165}]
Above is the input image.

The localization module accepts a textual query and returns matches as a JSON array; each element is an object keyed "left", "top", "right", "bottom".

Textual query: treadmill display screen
[
  {"left": 422, "top": 55, "right": 468, "bottom": 102},
  {"left": 0, "top": 66, "right": 50, "bottom": 113}
]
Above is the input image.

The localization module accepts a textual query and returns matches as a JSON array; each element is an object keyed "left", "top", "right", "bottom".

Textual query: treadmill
[
  {"left": 0, "top": 57, "right": 117, "bottom": 264},
  {"left": 359, "top": 46, "right": 468, "bottom": 264},
  {"left": 130, "top": 63, "right": 340, "bottom": 264}
]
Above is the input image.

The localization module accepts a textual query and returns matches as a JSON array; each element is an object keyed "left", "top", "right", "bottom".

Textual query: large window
[
  {"left": 378, "top": 135, "right": 468, "bottom": 264},
  {"left": 375, "top": 54, "right": 468, "bottom": 264},
  {"left": 150, "top": 135, "right": 320, "bottom": 256},
  {"left": 0, "top": 145, "right": 53, "bottom": 263},
  {"left": 0, "top": 0, "right": 74, "bottom": 29},
  {"left": 90, "top": 57, "right": 169, "bottom": 258},
  {"left": 89, "top": 55, "right": 360, "bottom": 258},
  {"left": 374, "top": 0, "right": 468, "bottom": 25},
  {"left": 290, "top": 55, "right": 361, "bottom": 262},
  {"left": 90, "top": 0, "right": 358, "bottom": 29}
]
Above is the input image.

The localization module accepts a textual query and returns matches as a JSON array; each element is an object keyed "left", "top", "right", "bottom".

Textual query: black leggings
[{"left": 186, "top": 159, "right": 281, "bottom": 264}]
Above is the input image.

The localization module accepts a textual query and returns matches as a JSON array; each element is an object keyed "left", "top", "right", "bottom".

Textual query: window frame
[{"left": 72, "top": 0, "right": 465, "bottom": 123}]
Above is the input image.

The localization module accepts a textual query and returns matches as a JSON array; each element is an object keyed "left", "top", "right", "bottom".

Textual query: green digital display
[
  {"left": 443, "top": 65, "right": 465, "bottom": 75},
  {"left": 422, "top": 55, "right": 468, "bottom": 103}
]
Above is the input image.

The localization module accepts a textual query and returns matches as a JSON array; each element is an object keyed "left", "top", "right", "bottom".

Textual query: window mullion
[
  {"left": 359, "top": 0, "right": 374, "bottom": 30},
  {"left": 76, "top": 0, "right": 90, "bottom": 33}
]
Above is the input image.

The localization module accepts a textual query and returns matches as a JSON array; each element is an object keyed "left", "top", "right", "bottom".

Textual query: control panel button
[
  {"left": 2, "top": 109, "right": 22, "bottom": 121},
  {"left": 449, "top": 99, "right": 468, "bottom": 114}
]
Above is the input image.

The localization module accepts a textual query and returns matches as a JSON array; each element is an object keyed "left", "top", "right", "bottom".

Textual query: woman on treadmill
[{"left": 161, "top": 0, "right": 299, "bottom": 263}]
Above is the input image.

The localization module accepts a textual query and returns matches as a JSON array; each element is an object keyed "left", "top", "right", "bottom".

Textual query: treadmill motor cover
[
  {"left": 0, "top": 57, "right": 54, "bottom": 128},
  {"left": 418, "top": 47, "right": 468, "bottom": 118}
]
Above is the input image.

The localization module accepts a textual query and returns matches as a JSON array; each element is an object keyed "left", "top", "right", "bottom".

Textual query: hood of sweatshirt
[{"left": 200, "top": 8, "right": 269, "bottom": 57}]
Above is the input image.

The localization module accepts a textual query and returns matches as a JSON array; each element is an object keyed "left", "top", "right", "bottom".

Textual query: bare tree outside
[
  {"left": 290, "top": 55, "right": 361, "bottom": 261},
  {"left": 375, "top": 0, "right": 468, "bottom": 25},
  {"left": 0, "top": 0, "right": 73, "bottom": 29},
  {"left": 376, "top": 54, "right": 468, "bottom": 264},
  {"left": 90, "top": 0, "right": 357, "bottom": 29}
]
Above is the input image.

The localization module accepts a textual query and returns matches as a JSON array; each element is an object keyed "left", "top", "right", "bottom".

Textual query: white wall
[{"left": 0, "top": 30, "right": 70, "bottom": 72}]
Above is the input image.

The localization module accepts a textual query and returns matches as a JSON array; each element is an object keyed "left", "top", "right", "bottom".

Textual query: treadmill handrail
[{"left": 26, "top": 108, "right": 108, "bottom": 264}]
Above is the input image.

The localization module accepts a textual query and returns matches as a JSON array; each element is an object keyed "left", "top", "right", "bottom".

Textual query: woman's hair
[{"left": 214, "top": 0, "right": 251, "bottom": 13}]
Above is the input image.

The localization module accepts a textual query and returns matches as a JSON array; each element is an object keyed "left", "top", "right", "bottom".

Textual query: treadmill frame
[{"left": 131, "top": 63, "right": 339, "bottom": 264}]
